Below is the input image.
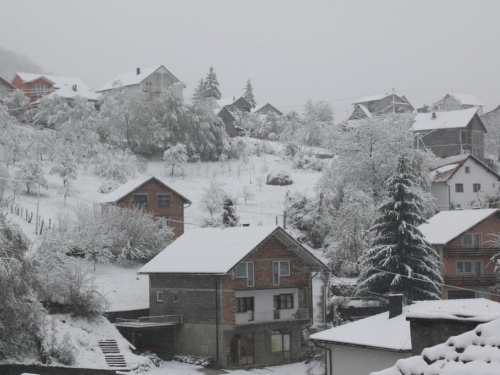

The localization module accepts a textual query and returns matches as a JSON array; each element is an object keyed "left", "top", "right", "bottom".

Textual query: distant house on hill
[
  {"left": 441, "top": 93, "right": 484, "bottom": 114},
  {"left": 253, "top": 103, "right": 283, "bottom": 116},
  {"left": 136, "top": 226, "right": 328, "bottom": 367},
  {"left": 412, "top": 108, "right": 487, "bottom": 162},
  {"left": 215, "top": 96, "right": 253, "bottom": 137},
  {"left": 96, "top": 65, "right": 180, "bottom": 97},
  {"left": 348, "top": 91, "right": 414, "bottom": 121},
  {"left": 429, "top": 154, "right": 500, "bottom": 211},
  {"left": 11, "top": 72, "right": 99, "bottom": 103},
  {"left": 416, "top": 104, "right": 430, "bottom": 113},
  {"left": 99, "top": 176, "right": 191, "bottom": 239},
  {"left": 418, "top": 209, "right": 500, "bottom": 301},
  {"left": 0, "top": 76, "right": 15, "bottom": 100}
]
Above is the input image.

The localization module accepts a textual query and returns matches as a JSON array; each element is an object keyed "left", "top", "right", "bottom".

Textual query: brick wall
[
  {"left": 116, "top": 179, "right": 187, "bottom": 239},
  {"left": 12, "top": 75, "right": 53, "bottom": 103}
]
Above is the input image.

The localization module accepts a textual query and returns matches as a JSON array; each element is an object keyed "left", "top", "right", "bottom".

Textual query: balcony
[
  {"left": 444, "top": 275, "right": 497, "bottom": 286},
  {"left": 236, "top": 308, "right": 310, "bottom": 325},
  {"left": 443, "top": 247, "right": 500, "bottom": 257}
]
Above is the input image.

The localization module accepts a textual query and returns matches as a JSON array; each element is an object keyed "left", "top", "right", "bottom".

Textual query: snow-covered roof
[
  {"left": 252, "top": 103, "right": 283, "bottom": 115},
  {"left": 310, "top": 299, "right": 500, "bottom": 352},
  {"left": 352, "top": 91, "right": 409, "bottom": 105},
  {"left": 429, "top": 155, "right": 469, "bottom": 182},
  {"left": 99, "top": 176, "right": 191, "bottom": 204},
  {"left": 96, "top": 65, "right": 179, "bottom": 92},
  {"left": 138, "top": 226, "right": 328, "bottom": 275},
  {"left": 16, "top": 72, "right": 91, "bottom": 90},
  {"left": 358, "top": 103, "right": 372, "bottom": 118},
  {"left": 47, "top": 84, "right": 101, "bottom": 101},
  {"left": 447, "top": 93, "right": 484, "bottom": 107},
  {"left": 412, "top": 108, "right": 478, "bottom": 132},
  {"left": 418, "top": 209, "right": 499, "bottom": 245},
  {"left": 217, "top": 95, "right": 251, "bottom": 108},
  {"left": 372, "top": 317, "right": 500, "bottom": 375}
]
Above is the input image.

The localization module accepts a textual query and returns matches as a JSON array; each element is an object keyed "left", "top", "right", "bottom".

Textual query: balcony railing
[
  {"left": 116, "top": 314, "right": 183, "bottom": 327},
  {"left": 444, "top": 275, "right": 497, "bottom": 286},
  {"left": 443, "top": 247, "right": 500, "bottom": 257},
  {"left": 236, "top": 308, "right": 310, "bottom": 325}
]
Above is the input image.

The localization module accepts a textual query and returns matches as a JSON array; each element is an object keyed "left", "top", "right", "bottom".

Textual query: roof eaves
[
  {"left": 444, "top": 210, "right": 500, "bottom": 245},
  {"left": 308, "top": 339, "right": 411, "bottom": 353}
]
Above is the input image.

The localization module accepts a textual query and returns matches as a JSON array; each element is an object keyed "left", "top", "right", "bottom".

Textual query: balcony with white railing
[{"left": 235, "top": 308, "right": 310, "bottom": 325}]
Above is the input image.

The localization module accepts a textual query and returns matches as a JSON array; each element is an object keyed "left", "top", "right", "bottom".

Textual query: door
[{"left": 230, "top": 333, "right": 254, "bottom": 366}]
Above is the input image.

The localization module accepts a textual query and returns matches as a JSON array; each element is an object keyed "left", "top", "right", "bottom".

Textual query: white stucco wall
[
  {"left": 326, "top": 344, "right": 411, "bottom": 375},
  {"left": 431, "top": 183, "right": 450, "bottom": 211},
  {"left": 235, "top": 288, "right": 298, "bottom": 324}
]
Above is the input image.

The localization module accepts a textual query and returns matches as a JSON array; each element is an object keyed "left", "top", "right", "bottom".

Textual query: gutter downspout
[
  {"left": 444, "top": 182, "right": 451, "bottom": 210},
  {"left": 314, "top": 341, "right": 332, "bottom": 375},
  {"left": 214, "top": 275, "right": 219, "bottom": 365},
  {"left": 311, "top": 272, "right": 319, "bottom": 326}
]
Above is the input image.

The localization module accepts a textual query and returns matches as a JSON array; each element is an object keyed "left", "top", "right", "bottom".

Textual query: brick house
[
  {"left": 348, "top": 91, "right": 414, "bottom": 121},
  {"left": 418, "top": 209, "right": 500, "bottom": 301},
  {"left": 11, "top": 72, "right": 99, "bottom": 103},
  {"left": 429, "top": 154, "right": 500, "bottom": 211},
  {"left": 413, "top": 108, "right": 487, "bottom": 162},
  {"left": 137, "top": 226, "right": 328, "bottom": 367},
  {"left": 99, "top": 176, "right": 191, "bottom": 239}
]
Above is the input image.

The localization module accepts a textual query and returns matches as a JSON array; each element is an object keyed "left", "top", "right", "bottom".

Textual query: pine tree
[
  {"left": 203, "top": 67, "right": 222, "bottom": 100},
  {"left": 192, "top": 78, "right": 205, "bottom": 101},
  {"left": 243, "top": 79, "right": 256, "bottom": 108},
  {"left": 357, "top": 152, "right": 442, "bottom": 301},
  {"left": 221, "top": 198, "right": 239, "bottom": 227}
]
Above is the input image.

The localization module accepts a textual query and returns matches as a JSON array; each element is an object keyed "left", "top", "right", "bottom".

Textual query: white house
[
  {"left": 429, "top": 154, "right": 500, "bottom": 211},
  {"left": 97, "top": 65, "right": 180, "bottom": 97},
  {"left": 442, "top": 93, "right": 484, "bottom": 114}
]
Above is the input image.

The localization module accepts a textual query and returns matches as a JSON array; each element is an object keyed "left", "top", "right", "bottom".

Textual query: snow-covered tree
[
  {"left": 16, "top": 159, "right": 47, "bottom": 194},
  {"left": 433, "top": 95, "right": 462, "bottom": 112},
  {"left": 2, "top": 89, "right": 29, "bottom": 119},
  {"left": 203, "top": 66, "right": 222, "bottom": 100},
  {"left": 243, "top": 79, "right": 256, "bottom": 108},
  {"left": 241, "top": 184, "right": 255, "bottom": 205},
  {"left": 482, "top": 109, "right": 500, "bottom": 161},
  {"left": 200, "top": 179, "right": 227, "bottom": 217},
  {"left": 29, "top": 126, "right": 56, "bottom": 161},
  {"left": 304, "top": 100, "right": 334, "bottom": 123},
  {"left": 164, "top": 143, "right": 188, "bottom": 176},
  {"left": 357, "top": 152, "right": 442, "bottom": 301},
  {"left": 33, "top": 94, "right": 69, "bottom": 129},
  {"left": 192, "top": 78, "right": 205, "bottom": 101},
  {"left": 50, "top": 148, "right": 77, "bottom": 186},
  {"left": 221, "top": 198, "right": 239, "bottom": 227},
  {"left": 92, "top": 145, "right": 138, "bottom": 183}
]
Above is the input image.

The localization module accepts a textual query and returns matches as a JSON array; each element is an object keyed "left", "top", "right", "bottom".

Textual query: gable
[{"left": 232, "top": 96, "right": 252, "bottom": 109}]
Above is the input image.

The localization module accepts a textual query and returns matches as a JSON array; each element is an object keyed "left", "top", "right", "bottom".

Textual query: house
[
  {"left": 11, "top": 72, "right": 98, "bottom": 103},
  {"left": 99, "top": 176, "right": 191, "bottom": 239},
  {"left": 215, "top": 96, "right": 252, "bottom": 137},
  {"left": 412, "top": 108, "right": 487, "bottom": 162},
  {"left": 416, "top": 104, "right": 430, "bottom": 113},
  {"left": 429, "top": 154, "right": 500, "bottom": 211},
  {"left": 309, "top": 296, "right": 500, "bottom": 375},
  {"left": 441, "top": 93, "right": 484, "bottom": 114},
  {"left": 348, "top": 91, "right": 414, "bottom": 121},
  {"left": 418, "top": 209, "right": 500, "bottom": 301},
  {"left": 0, "top": 76, "right": 15, "bottom": 100},
  {"left": 253, "top": 103, "right": 283, "bottom": 116},
  {"left": 136, "top": 226, "right": 328, "bottom": 367},
  {"left": 97, "top": 65, "right": 180, "bottom": 97},
  {"left": 372, "top": 316, "right": 500, "bottom": 375}
]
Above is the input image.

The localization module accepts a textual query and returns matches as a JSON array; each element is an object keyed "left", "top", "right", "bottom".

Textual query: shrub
[
  {"left": 292, "top": 154, "right": 323, "bottom": 171},
  {"left": 266, "top": 171, "right": 293, "bottom": 186}
]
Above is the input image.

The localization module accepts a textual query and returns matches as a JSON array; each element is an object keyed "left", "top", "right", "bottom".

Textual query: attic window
[
  {"left": 236, "top": 262, "right": 254, "bottom": 287},
  {"left": 158, "top": 194, "right": 171, "bottom": 207},
  {"left": 133, "top": 195, "right": 147, "bottom": 207},
  {"left": 273, "top": 261, "right": 290, "bottom": 286},
  {"left": 465, "top": 166, "right": 470, "bottom": 174}
]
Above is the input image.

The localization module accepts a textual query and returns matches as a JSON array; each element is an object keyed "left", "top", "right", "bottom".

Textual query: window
[
  {"left": 236, "top": 297, "right": 254, "bottom": 313},
  {"left": 172, "top": 292, "right": 179, "bottom": 303},
  {"left": 274, "top": 294, "right": 294, "bottom": 310},
  {"left": 158, "top": 194, "right": 171, "bottom": 207},
  {"left": 157, "top": 291, "right": 163, "bottom": 302},
  {"left": 133, "top": 195, "right": 147, "bottom": 207},
  {"left": 473, "top": 184, "right": 481, "bottom": 193},
  {"left": 465, "top": 166, "right": 470, "bottom": 174},
  {"left": 144, "top": 81, "right": 153, "bottom": 92},
  {"left": 455, "top": 184, "right": 464, "bottom": 193},
  {"left": 463, "top": 233, "right": 481, "bottom": 247},
  {"left": 273, "top": 261, "right": 290, "bottom": 285},
  {"left": 461, "top": 131, "right": 467, "bottom": 143},
  {"left": 457, "top": 261, "right": 473, "bottom": 274},
  {"left": 271, "top": 331, "right": 291, "bottom": 359},
  {"left": 236, "top": 262, "right": 254, "bottom": 287},
  {"left": 34, "top": 84, "right": 48, "bottom": 95}
]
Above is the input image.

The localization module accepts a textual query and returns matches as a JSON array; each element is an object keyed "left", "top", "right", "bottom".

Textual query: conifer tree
[
  {"left": 192, "top": 78, "right": 205, "bottom": 101},
  {"left": 357, "top": 152, "right": 442, "bottom": 301},
  {"left": 221, "top": 198, "right": 239, "bottom": 227},
  {"left": 243, "top": 79, "right": 256, "bottom": 108},
  {"left": 203, "top": 67, "right": 222, "bottom": 100}
]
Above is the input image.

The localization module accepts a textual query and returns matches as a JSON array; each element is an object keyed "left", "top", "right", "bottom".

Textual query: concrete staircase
[{"left": 98, "top": 339, "right": 129, "bottom": 371}]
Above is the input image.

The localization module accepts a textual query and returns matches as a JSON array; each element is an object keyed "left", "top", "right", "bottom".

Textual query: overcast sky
[{"left": 1, "top": 0, "right": 499, "bottom": 120}]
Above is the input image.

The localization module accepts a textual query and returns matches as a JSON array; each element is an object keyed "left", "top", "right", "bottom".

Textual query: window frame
[
  {"left": 157, "top": 194, "right": 171, "bottom": 207},
  {"left": 473, "top": 183, "right": 481, "bottom": 193},
  {"left": 172, "top": 292, "right": 179, "bottom": 303},
  {"left": 274, "top": 293, "right": 294, "bottom": 310},
  {"left": 455, "top": 183, "right": 464, "bottom": 193},
  {"left": 133, "top": 194, "right": 148, "bottom": 207},
  {"left": 236, "top": 262, "right": 254, "bottom": 287},
  {"left": 464, "top": 166, "right": 470, "bottom": 174},
  {"left": 273, "top": 260, "right": 291, "bottom": 286},
  {"left": 236, "top": 297, "right": 255, "bottom": 313},
  {"left": 156, "top": 291, "right": 163, "bottom": 302},
  {"left": 271, "top": 330, "right": 291, "bottom": 359},
  {"left": 463, "top": 233, "right": 482, "bottom": 248}
]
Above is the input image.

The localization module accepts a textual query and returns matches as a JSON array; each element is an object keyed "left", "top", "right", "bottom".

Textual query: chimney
[
  {"left": 136, "top": 68, "right": 141, "bottom": 75},
  {"left": 233, "top": 96, "right": 235, "bottom": 101},
  {"left": 388, "top": 294, "right": 403, "bottom": 319},
  {"left": 432, "top": 112, "right": 436, "bottom": 119},
  {"left": 72, "top": 84, "right": 77, "bottom": 92}
]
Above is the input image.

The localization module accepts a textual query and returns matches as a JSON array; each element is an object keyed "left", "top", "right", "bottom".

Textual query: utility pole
[
  {"left": 35, "top": 182, "right": 40, "bottom": 235},
  {"left": 392, "top": 87, "right": 395, "bottom": 113},
  {"left": 283, "top": 211, "right": 286, "bottom": 230}
]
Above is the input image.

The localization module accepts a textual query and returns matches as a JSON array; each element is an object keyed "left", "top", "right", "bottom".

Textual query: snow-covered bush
[
  {"left": 173, "top": 354, "right": 214, "bottom": 367},
  {"left": 292, "top": 154, "right": 323, "bottom": 171},
  {"left": 92, "top": 145, "right": 139, "bottom": 183},
  {"left": 221, "top": 198, "right": 239, "bottom": 227},
  {"left": 164, "top": 143, "right": 188, "bottom": 175},
  {"left": 282, "top": 141, "right": 302, "bottom": 157},
  {"left": 15, "top": 159, "right": 47, "bottom": 193},
  {"left": 266, "top": 171, "right": 293, "bottom": 186},
  {"left": 200, "top": 179, "right": 227, "bottom": 216},
  {"left": 98, "top": 180, "right": 120, "bottom": 194}
]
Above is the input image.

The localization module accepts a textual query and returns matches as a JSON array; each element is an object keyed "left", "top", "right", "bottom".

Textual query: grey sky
[{"left": 1, "top": 0, "right": 499, "bottom": 119}]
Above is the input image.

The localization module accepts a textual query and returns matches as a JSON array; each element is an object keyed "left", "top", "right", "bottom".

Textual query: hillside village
[{"left": 2, "top": 3, "right": 500, "bottom": 375}]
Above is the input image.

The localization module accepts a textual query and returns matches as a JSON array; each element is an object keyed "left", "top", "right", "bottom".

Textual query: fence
[{"left": 5, "top": 203, "right": 55, "bottom": 235}]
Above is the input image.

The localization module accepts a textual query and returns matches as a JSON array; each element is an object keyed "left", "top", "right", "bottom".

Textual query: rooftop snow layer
[
  {"left": 352, "top": 91, "right": 409, "bottom": 105},
  {"left": 358, "top": 103, "right": 373, "bottom": 118},
  {"left": 429, "top": 155, "right": 469, "bottom": 182},
  {"left": 448, "top": 93, "right": 484, "bottom": 107},
  {"left": 418, "top": 209, "right": 499, "bottom": 245},
  {"left": 138, "top": 226, "right": 282, "bottom": 274},
  {"left": 412, "top": 108, "right": 478, "bottom": 131},
  {"left": 310, "top": 299, "right": 500, "bottom": 352},
  {"left": 48, "top": 84, "right": 101, "bottom": 101},
  {"left": 99, "top": 176, "right": 191, "bottom": 204},
  {"left": 97, "top": 65, "right": 177, "bottom": 92},
  {"left": 372, "top": 317, "right": 500, "bottom": 375},
  {"left": 16, "top": 72, "right": 91, "bottom": 90}
]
